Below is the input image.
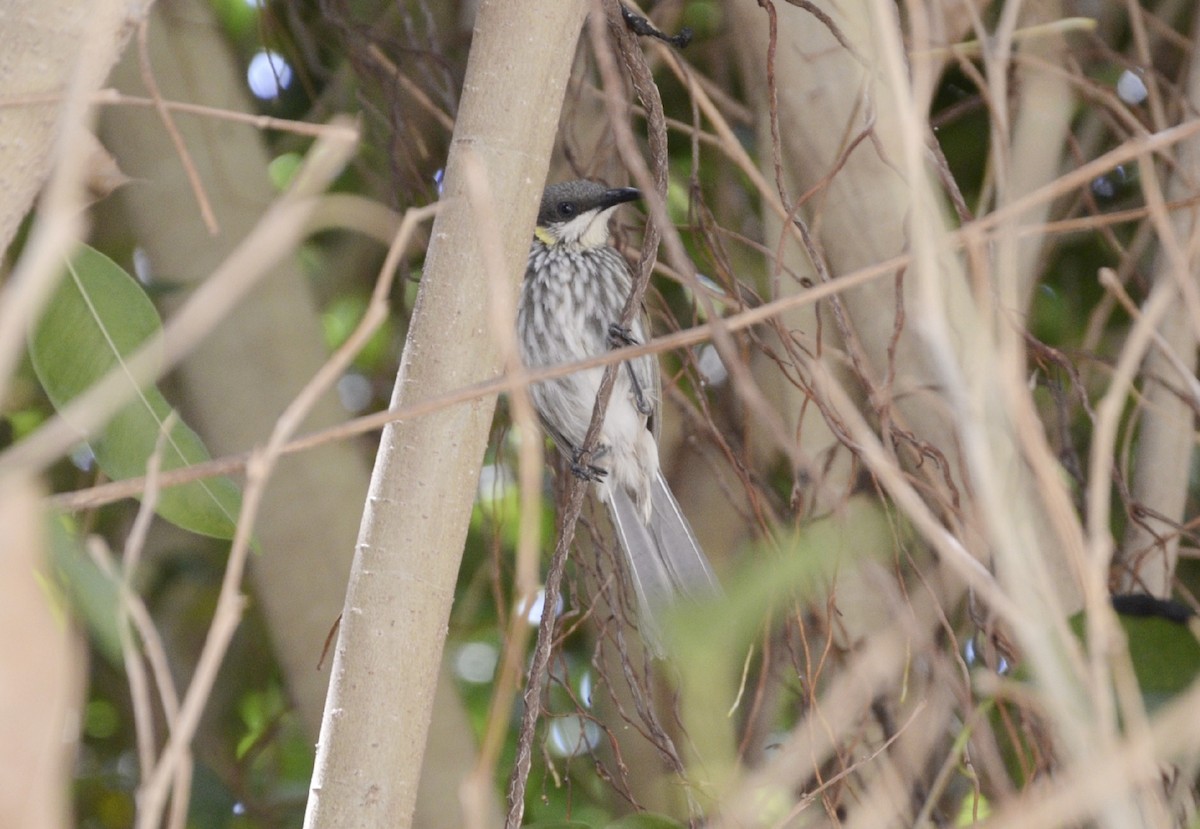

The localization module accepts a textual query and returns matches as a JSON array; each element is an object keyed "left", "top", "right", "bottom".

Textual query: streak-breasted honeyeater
[{"left": 517, "top": 179, "right": 720, "bottom": 656}]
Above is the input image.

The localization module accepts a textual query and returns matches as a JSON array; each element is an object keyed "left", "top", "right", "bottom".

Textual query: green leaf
[
  {"left": 268, "top": 151, "right": 304, "bottom": 191},
  {"left": 1069, "top": 599, "right": 1200, "bottom": 711},
  {"left": 29, "top": 245, "right": 242, "bottom": 540},
  {"left": 954, "top": 790, "right": 992, "bottom": 824},
  {"left": 1119, "top": 613, "right": 1200, "bottom": 708},
  {"left": 48, "top": 515, "right": 122, "bottom": 665},
  {"left": 236, "top": 685, "right": 287, "bottom": 760},
  {"left": 321, "top": 293, "right": 397, "bottom": 371}
]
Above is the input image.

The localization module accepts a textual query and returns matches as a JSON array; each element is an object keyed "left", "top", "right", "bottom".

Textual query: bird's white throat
[{"left": 556, "top": 205, "right": 620, "bottom": 248}]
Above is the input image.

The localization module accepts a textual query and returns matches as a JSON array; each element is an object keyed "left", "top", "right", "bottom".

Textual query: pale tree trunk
[
  {"left": 0, "top": 476, "right": 86, "bottom": 829},
  {"left": 0, "top": 0, "right": 132, "bottom": 253},
  {"left": 100, "top": 0, "right": 371, "bottom": 743},
  {"left": 726, "top": 0, "right": 1084, "bottom": 625},
  {"left": 0, "top": 0, "right": 134, "bottom": 399},
  {"left": 0, "top": 3, "right": 138, "bottom": 827},
  {"left": 302, "top": 1, "right": 587, "bottom": 827},
  {"left": 1116, "top": 9, "right": 1200, "bottom": 598},
  {"left": 99, "top": 1, "right": 502, "bottom": 824}
]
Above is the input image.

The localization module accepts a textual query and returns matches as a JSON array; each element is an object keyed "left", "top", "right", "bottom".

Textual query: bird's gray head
[{"left": 535, "top": 180, "right": 640, "bottom": 249}]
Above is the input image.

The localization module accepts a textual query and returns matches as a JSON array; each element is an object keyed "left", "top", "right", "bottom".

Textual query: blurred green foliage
[{"left": 30, "top": 245, "right": 244, "bottom": 541}]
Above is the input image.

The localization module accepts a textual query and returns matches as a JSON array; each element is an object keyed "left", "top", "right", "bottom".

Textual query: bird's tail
[{"left": 605, "top": 471, "right": 721, "bottom": 657}]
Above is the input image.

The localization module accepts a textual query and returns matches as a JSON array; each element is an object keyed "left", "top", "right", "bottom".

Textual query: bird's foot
[
  {"left": 621, "top": 3, "right": 693, "bottom": 49},
  {"left": 570, "top": 448, "right": 608, "bottom": 483},
  {"left": 606, "top": 323, "right": 638, "bottom": 349}
]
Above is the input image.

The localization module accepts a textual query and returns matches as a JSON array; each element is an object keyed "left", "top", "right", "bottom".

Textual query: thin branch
[{"left": 136, "top": 19, "right": 218, "bottom": 235}]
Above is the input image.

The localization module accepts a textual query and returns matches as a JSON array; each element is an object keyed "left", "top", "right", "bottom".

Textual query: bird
[{"left": 517, "top": 179, "right": 721, "bottom": 657}]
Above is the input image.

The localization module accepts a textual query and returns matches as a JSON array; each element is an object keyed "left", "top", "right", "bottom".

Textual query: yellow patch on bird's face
[{"left": 534, "top": 226, "right": 557, "bottom": 246}]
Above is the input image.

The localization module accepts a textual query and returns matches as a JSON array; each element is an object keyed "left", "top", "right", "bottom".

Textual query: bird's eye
[{"left": 558, "top": 202, "right": 576, "bottom": 218}]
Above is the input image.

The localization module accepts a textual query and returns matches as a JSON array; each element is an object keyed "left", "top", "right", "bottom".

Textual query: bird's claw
[
  {"left": 621, "top": 3, "right": 693, "bottom": 49},
  {"left": 570, "top": 449, "right": 608, "bottom": 483},
  {"left": 607, "top": 323, "right": 638, "bottom": 349}
]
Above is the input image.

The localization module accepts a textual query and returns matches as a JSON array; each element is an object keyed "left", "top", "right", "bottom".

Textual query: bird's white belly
[{"left": 532, "top": 363, "right": 659, "bottom": 493}]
